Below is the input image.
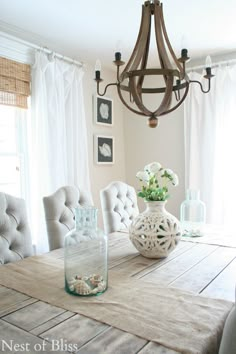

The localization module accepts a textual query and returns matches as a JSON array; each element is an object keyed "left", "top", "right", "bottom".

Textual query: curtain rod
[
  {"left": 187, "top": 57, "right": 236, "bottom": 72},
  {"left": 0, "top": 31, "right": 84, "bottom": 67}
]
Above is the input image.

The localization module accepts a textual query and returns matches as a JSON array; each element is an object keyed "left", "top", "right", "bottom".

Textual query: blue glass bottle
[
  {"left": 180, "top": 189, "right": 206, "bottom": 237},
  {"left": 64, "top": 206, "right": 108, "bottom": 296}
]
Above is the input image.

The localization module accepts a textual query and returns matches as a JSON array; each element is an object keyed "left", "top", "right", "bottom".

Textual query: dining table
[{"left": 0, "top": 229, "right": 236, "bottom": 354}]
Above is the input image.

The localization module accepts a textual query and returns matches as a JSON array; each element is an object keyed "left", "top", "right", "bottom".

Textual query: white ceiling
[{"left": 0, "top": 0, "right": 236, "bottom": 69}]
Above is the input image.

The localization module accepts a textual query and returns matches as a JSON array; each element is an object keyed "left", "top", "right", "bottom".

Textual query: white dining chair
[
  {"left": 100, "top": 181, "right": 139, "bottom": 234},
  {"left": 0, "top": 192, "right": 33, "bottom": 264},
  {"left": 43, "top": 185, "right": 93, "bottom": 251},
  {"left": 219, "top": 287, "right": 236, "bottom": 354}
]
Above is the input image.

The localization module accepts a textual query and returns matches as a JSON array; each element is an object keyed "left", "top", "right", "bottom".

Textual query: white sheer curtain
[
  {"left": 29, "top": 51, "right": 92, "bottom": 253},
  {"left": 184, "top": 63, "right": 236, "bottom": 227}
]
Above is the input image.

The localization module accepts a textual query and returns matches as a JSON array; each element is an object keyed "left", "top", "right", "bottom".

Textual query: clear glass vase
[
  {"left": 64, "top": 206, "right": 108, "bottom": 296},
  {"left": 180, "top": 189, "right": 206, "bottom": 237}
]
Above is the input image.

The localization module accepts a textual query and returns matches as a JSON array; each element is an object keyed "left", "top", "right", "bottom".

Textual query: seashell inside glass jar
[{"left": 67, "top": 275, "right": 107, "bottom": 296}]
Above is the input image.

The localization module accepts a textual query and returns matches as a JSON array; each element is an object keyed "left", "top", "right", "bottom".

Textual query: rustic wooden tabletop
[{"left": 0, "top": 232, "right": 235, "bottom": 354}]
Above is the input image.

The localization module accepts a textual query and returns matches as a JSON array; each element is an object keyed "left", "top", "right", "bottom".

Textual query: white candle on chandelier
[
  {"left": 115, "top": 40, "right": 122, "bottom": 61},
  {"left": 180, "top": 35, "right": 189, "bottom": 60},
  {"left": 95, "top": 59, "right": 101, "bottom": 80},
  {"left": 205, "top": 55, "right": 212, "bottom": 69}
]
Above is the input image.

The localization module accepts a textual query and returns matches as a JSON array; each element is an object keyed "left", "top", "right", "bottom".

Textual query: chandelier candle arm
[
  {"left": 94, "top": 0, "right": 215, "bottom": 128},
  {"left": 96, "top": 82, "right": 118, "bottom": 97},
  {"left": 189, "top": 78, "right": 212, "bottom": 94},
  {"left": 189, "top": 55, "right": 215, "bottom": 94}
]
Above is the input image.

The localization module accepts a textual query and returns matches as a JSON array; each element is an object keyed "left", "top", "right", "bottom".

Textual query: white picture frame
[
  {"left": 94, "top": 95, "right": 113, "bottom": 126},
  {"left": 94, "top": 135, "right": 114, "bottom": 164}
]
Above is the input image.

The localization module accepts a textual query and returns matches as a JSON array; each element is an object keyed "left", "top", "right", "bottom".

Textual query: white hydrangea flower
[
  {"left": 163, "top": 168, "right": 173, "bottom": 176},
  {"left": 136, "top": 161, "right": 178, "bottom": 201},
  {"left": 136, "top": 171, "right": 149, "bottom": 182},
  {"left": 171, "top": 173, "right": 179, "bottom": 186},
  {"left": 144, "top": 162, "right": 162, "bottom": 174}
]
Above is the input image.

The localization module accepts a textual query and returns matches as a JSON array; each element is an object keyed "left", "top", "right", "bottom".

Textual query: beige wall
[
  {"left": 83, "top": 64, "right": 126, "bottom": 227},
  {"left": 83, "top": 68, "right": 185, "bottom": 227},
  {"left": 123, "top": 81, "right": 185, "bottom": 218}
]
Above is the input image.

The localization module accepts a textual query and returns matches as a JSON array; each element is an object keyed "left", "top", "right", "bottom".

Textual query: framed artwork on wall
[
  {"left": 94, "top": 135, "right": 114, "bottom": 164},
  {"left": 94, "top": 95, "right": 113, "bottom": 126}
]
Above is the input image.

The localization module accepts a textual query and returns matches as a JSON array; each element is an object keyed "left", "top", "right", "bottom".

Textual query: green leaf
[{"left": 138, "top": 191, "right": 146, "bottom": 198}]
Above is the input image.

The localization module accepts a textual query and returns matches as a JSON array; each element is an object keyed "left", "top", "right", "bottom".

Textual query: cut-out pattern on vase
[{"left": 129, "top": 201, "right": 181, "bottom": 258}]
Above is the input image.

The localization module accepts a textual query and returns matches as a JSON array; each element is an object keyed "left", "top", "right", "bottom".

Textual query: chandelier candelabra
[{"left": 95, "top": 0, "right": 214, "bottom": 128}]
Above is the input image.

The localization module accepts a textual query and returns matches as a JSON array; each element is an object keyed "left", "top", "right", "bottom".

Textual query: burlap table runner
[
  {"left": 119, "top": 226, "right": 236, "bottom": 248},
  {"left": 181, "top": 224, "right": 236, "bottom": 248},
  {"left": 0, "top": 256, "right": 233, "bottom": 354}
]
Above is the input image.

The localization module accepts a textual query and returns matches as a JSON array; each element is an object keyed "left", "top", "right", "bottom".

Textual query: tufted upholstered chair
[
  {"left": 100, "top": 181, "right": 139, "bottom": 234},
  {"left": 43, "top": 186, "right": 93, "bottom": 251},
  {"left": 219, "top": 286, "right": 236, "bottom": 354},
  {"left": 0, "top": 192, "right": 33, "bottom": 265}
]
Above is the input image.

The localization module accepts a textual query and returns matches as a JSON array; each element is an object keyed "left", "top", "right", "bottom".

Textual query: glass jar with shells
[{"left": 64, "top": 206, "right": 108, "bottom": 296}]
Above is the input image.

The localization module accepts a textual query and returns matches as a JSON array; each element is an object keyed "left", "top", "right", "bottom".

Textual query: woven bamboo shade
[{"left": 0, "top": 57, "right": 31, "bottom": 109}]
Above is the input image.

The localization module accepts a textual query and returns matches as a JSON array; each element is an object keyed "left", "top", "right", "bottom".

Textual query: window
[{"left": 0, "top": 104, "right": 29, "bottom": 198}]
